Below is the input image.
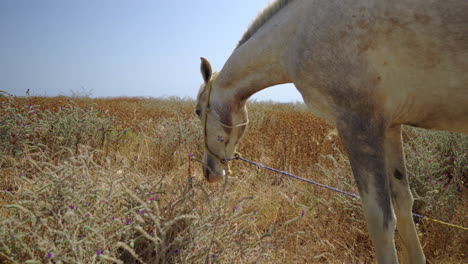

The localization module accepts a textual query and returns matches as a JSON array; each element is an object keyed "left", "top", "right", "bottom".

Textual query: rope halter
[{"left": 202, "top": 73, "right": 248, "bottom": 176}]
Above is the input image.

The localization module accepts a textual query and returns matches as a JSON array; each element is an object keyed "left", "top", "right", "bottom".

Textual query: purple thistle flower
[
  {"left": 149, "top": 196, "right": 156, "bottom": 201},
  {"left": 212, "top": 253, "right": 217, "bottom": 259},
  {"left": 69, "top": 205, "right": 75, "bottom": 210},
  {"left": 232, "top": 206, "right": 237, "bottom": 212},
  {"left": 125, "top": 219, "right": 131, "bottom": 225},
  {"left": 174, "top": 249, "right": 179, "bottom": 254},
  {"left": 188, "top": 153, "right": 194, "bottom": 158},
  {"left": 96, "top": 249, "right": 102, "bottom": 256},
  {"left": 112, "top": 216, "right": 116, "bottom": 220},
  {"left": 301, "top": 211, "right": 305, "bottom": 217},
  {"left": 21, "top": 123, "right": 27, "bottom": 126},
  {"left": 85, "top": 213, "right": 90, "bottom": 217},
  {"left": 139, "top": 210, "right": 145, "bottom": 215},
  {"left": 47, "top": 252, "right": 53, "bottom": 258}
]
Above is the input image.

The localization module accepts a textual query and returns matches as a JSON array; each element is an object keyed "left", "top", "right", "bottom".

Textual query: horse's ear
[{"left": 200, "top": 57, "right": 212, "bottom": 84}]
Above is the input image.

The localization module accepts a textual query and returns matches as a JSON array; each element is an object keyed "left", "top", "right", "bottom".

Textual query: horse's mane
[{"left": 236, "top": 0, "right": 295, "bottom": 49}]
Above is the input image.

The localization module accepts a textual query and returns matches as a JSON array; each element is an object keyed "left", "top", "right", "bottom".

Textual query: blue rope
[
  {"left": 236, "top": 156, "right": 360, "bottom": 199},
  {"left": 233, "top": 156, "right": 424, "bottom": 220}
]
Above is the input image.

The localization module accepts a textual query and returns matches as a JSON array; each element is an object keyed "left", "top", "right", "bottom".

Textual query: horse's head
[{"left": 196, "top": 57, "right": 249, "bottom": 182}]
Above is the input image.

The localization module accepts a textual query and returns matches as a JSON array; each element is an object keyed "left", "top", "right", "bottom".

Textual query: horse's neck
[
  {"left": 214, "top": 6, "right": 298, "bottom": 103},
  {"left": 215, "top": 51, "right": 290, "bottom": 101}
]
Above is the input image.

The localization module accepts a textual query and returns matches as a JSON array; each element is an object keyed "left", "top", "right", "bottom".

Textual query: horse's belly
[
  {"left": 360, "top": 16, "right": 467, "bottom": 133},
  {"left": 368, "top": 47, "right": 468, "bottom": 133}
]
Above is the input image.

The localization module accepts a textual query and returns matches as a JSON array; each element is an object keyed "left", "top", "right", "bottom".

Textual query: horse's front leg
[
  {"left": 385, "top": 126, "right": 426, "bottom": 264},
  {"left": 336, "top": 112, "right": 398, "bottom": 264}
]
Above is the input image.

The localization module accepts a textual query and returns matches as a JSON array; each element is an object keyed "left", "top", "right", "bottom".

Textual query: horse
[{"left": 195, "top": 0, "right": 468, "bottom": 263}]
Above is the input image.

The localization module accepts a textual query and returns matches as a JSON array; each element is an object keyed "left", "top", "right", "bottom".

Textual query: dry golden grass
[{"left": 0, "top": 95, "right": 466, "bottom": 263}]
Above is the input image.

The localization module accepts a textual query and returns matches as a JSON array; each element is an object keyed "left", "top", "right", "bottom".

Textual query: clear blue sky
[{"left": 0, "top": 0, "right": 303, "bottom": 102}]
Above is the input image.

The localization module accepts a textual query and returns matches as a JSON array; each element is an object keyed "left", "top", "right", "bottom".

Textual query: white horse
[{"left": 195, "top": 0, "right": 468, "bottom": 263}]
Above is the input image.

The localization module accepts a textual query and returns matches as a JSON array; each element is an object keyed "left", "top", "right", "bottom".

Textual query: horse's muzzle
[{"left": 203, "top": 154, "right": 225, "bottom": 183}]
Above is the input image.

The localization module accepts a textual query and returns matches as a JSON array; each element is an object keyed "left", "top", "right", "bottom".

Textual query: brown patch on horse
[{"left": 414, "top": 14, "right": 432, "bottom": 24}]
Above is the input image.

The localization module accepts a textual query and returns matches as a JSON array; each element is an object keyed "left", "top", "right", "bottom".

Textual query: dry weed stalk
[{"left": 0, "top": 95, "right": 466, "bottom": 263}]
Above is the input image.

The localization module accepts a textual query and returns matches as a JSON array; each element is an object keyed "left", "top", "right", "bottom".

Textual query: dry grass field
[{"left": 0, "top": 94, "right": 467, "bottom": 263}]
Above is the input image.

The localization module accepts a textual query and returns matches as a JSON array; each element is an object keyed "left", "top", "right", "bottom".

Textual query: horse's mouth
[{"left": 203, "top": 157, "right": 225, "bottom": 183}]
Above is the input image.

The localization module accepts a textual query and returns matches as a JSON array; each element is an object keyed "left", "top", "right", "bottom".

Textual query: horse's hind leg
[
  {"left": 337, "top": 113, "right": 398, "bottom": 264},
  {"left": 385, "top": 126, "right": 426, "bottom": 264}
]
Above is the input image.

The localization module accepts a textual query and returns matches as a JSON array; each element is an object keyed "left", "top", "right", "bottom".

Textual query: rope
[
  {"left": 421, "top": 216, "right": 468, "bottom": 231},
  {"left": 199, "top": 68, "right": 466, "bottom": 231},
  {"left": 231, "top": 154, "right": 468, "bottom": 232},
  {"left": 234, "top": 155, "right": 359, "bottom": 199}
]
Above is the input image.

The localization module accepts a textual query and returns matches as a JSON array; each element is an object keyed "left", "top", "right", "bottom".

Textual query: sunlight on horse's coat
[{"left": 196, "top": 1, "right": 467, "bottom": 263}]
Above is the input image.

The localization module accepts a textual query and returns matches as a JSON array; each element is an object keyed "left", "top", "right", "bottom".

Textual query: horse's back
[
  {"left": 369, "top": 1, "right": 468, "bottom": 133},
  {"left": 290, "top": 0, "right": 468, "bottom": 133}
]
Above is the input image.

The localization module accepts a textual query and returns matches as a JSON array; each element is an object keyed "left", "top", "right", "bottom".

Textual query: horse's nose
[
  {"left": 204, "top": 169, "right": 224, "bottom": 183},
  {"left": 203, "top": 154, "right": 225, "bottom": 183},
  {"left": 203, "top": 164, "right": 225, "bottom": 183}
]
